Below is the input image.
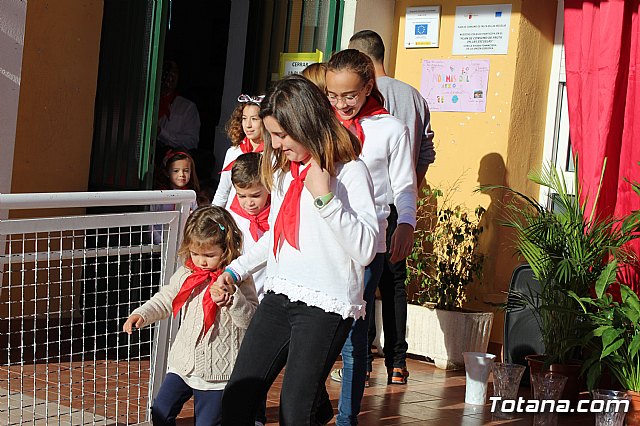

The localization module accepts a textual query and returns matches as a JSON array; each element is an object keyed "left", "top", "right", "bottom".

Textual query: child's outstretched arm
[
  {"left": 123, "top": 314, "right": 145, "bottom": 334},
  {"left": 122, "top": 267, "right": 189, "bottom": 332}
]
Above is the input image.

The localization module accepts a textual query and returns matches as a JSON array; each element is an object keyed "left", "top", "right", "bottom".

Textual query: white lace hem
[{"left": 264, "top": 277, "right": 366, "bottom": 320}]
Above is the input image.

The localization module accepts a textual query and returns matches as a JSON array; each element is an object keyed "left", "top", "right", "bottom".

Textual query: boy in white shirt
[
  {"left": 227, "top": 152, "right": 271, "bottom": 426},
  {"left": 228, "top": 152, "right": 270, "bottom": 300}
]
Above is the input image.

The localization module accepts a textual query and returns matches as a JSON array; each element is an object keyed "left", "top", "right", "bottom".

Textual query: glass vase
[
  {"left": 463, "top": 352, "right": 496, "bottom": 405},
  {"left": 592, "top": 389, "right": 629, "bottom": 426},
  {"left": 490, "top": 362, "right": 526, "bottom": 419},
  {"left": 531, "top": 372, "right": 567, "bottom": 426}
]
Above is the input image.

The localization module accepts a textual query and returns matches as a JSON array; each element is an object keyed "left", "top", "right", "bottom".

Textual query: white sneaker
[{"left": 330, "top": 368, "right": 342, "bottom": 383}]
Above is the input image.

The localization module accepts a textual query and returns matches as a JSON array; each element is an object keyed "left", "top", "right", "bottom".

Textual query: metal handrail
[{"left": 0, "top": 190, "right": 196, "bottom": 210}]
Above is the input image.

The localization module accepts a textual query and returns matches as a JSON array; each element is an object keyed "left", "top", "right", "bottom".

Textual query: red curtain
[{"left": 564, "top": 0, "right": 640, "bottom": 290}]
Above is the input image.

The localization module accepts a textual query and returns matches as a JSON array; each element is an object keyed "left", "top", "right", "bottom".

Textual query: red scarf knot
[
  {"left": 229, "top": 195, "right": 271, "bottom": 241},
  {"left": 172, "top": 259, "right": 223, "bottom": 337},
  {"left": 272, "top": 161, "right": 310, "bottom": 256},
  {"left": 334, "top": 97, "right": 389, "bottom": 146},
  {"left": 221, "top": 138, "right": 264, "bottom": 172}
]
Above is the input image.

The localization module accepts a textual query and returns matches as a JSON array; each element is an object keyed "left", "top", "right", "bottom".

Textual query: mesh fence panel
[{"left": 0, "top": 210, "right": 180, "bottom": 425}]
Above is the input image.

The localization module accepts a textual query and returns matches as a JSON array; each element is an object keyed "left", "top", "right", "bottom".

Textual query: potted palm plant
[
  {"left": 404, "top": 183, "right": 493, "bottom": 370},
  {"left": 481, "top": 161, "right": 637, "bottom": 403},
  {"left": 569, "top": 179, "right": 640, "bottom": 423}
]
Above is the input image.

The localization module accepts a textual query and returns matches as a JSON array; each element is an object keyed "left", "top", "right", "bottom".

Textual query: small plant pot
[{"left": 626, "top": 390, "right": 640, "bottom": 426}]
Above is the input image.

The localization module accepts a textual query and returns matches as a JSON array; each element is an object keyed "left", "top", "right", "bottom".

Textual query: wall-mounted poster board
[
  {"left": 420, "top": 59, "right": 490, "bottom": 112},
  {"left": 404, "top": 6, "right": 441, "bottom": 48}
]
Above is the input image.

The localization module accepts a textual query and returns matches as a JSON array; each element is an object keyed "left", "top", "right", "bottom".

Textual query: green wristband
[{"left": 314, "top": 192, "right": 334, "bottom": 209}]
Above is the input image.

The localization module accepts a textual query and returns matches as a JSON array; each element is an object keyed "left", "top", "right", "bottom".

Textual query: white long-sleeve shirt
[
  {"left": 158, "top": 96, "right": 201, "bottom": 150},
  {"left": 228, "top": 208, "right": 267, "bottom": 300},
  {"left": 227, "top": 159, "right": 379, "bottom": 320},
  {"left": 348, "top": 114, "right": 417, "bottom": 252},
  {"left": 212, "top": 146, "right": 243, "bottom": 208}
]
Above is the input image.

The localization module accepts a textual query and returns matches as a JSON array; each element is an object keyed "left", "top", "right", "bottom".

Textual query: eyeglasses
[{"left": 327, "top": 86, "right": 365, "bottom": 106}]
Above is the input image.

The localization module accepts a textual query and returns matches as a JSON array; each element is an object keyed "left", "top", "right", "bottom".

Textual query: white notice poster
[
  {"left": 404, "top": 6, "right": 441, "bottom": 48},
  {"left": 452, "top": 4, "right": 512, "bottom": 55}
]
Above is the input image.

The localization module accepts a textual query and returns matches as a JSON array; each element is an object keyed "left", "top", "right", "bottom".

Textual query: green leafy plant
[
  {"left": 570, "top": 262, "right": 640, "bottom": 391},
  {"left": 481, "top": 161, "right": 638, "bottom": 365},
  {"left": 406, "top": 183, "right": 485, "bottom": 311},
  {"left": 570, "top": 179, "right": 640, "bottom": 390}
]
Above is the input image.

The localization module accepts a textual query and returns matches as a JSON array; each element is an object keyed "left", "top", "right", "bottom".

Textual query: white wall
[{"left": 341, "top": 0, "right": 396, "bottom": 71}]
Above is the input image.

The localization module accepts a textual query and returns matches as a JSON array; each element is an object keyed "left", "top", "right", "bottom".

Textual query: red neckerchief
[
  {"left": 172, "top": 258, "right": 223, "bottom": 337},
  {"left": 334, "top": 97, "right": 389, "bottom": 145},
  {"left": 272, "top": 161, "right": 310, "bottom": 256},
  {"left": 229, "top": 195, "right": 271, "bottom": 241},
  {"left": 221, "top": 138, "right": 264, "bottom": 172},
  {"left": 159, "top": 90, "right": 178, "bottom": 120}
]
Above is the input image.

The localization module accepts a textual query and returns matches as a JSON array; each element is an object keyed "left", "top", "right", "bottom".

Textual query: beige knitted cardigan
[{"left": 132, "top": 265, "right": 258, "bottom": 381}]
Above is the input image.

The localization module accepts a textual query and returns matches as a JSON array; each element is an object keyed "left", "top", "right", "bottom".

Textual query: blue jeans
[
  {"left": 221, "top": 292, "right": 353, "bottom": 425},
  {"left": 336, "top": 254, "right": 385, "bottom": 426},
  {"left": 152, "top": 372, "right": 223, "bottom": 426}
]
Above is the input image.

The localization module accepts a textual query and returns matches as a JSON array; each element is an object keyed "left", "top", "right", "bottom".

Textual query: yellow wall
[
  {"left": 11, "top": 0, "right": 103, "bottom": 218},
  {"left": 392, "top": 0, "right": 557, "bottom": 344},
  {"left": 4, "top": 0, "right": 103, "bottom": 318}
]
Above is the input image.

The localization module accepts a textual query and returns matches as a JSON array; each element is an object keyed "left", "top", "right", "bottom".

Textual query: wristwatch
[{"left": 314, "top": 192, "right": 334, "bottom": 209}]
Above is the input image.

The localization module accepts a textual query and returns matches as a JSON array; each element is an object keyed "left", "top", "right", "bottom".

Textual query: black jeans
[
  {"left": 221, "top": 292, "right": 353, "bottom": 425},
  {"left": 368, "top": 205, "right": 409, "bottom": 369}
]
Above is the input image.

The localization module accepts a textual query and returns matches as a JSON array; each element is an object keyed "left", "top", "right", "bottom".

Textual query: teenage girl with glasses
[
  {"left": 324, "top": 49, "right": 417, "bottom": 426},
  {"left": 215, "top": 74, "right": 379, "bottom": 425}
]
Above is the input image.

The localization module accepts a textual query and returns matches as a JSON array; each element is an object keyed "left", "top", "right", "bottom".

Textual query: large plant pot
[
  {"left": 525, "top": 354, "right": 583, "bottom": 405},
  {"left": 626, "top": 390, "right": 640, "bottom": 426},
  {"left": 405, "top": 304, "right": 494, "bottom": 370}
]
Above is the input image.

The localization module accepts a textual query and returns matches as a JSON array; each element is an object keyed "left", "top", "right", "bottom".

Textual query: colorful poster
[
  {"left": 420, "top": 59, "right": 490, "bottom": 112},
  {"left": 452, "top": 4, "right": 512, "bottom": 55},
  {"left": 404, "top": 6, "right": 441, "bottom": 48},
  {"left": 279, "top": 50, "right": 323, "bottom": 78}
]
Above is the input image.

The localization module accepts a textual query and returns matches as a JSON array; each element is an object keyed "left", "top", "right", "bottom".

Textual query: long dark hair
[{"left": 258, "top": 74, "right": 361, "bottom": 191}]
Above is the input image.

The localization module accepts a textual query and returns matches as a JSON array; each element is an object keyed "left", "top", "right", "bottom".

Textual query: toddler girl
[
  {"left": 212, "top": 94, "right": 265, "bottom": 207},
  {"left": 124, "top": 206, "right": 258, "bottom": 425}
]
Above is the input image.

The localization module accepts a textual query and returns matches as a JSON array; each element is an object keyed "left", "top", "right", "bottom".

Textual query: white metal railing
[{"left": 0, "top": 190, "right": 194, "bottom": 425}]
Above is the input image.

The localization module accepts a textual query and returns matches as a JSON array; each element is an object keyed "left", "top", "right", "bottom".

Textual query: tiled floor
[
  {"left": 0, "top": 360, "right": 151, "bottom": 425},
  {"left": 258, "top": 356, "right": 595, "bottom": 425},
  {"left": 1, "top": 356, "right": 599, "bottom": 425},
  {"left": 177, "top": 355, "right": 595, "bottom": 425}
]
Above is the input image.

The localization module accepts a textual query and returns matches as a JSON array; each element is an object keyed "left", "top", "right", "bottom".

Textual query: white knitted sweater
[{"left": 132, "top": 265, "right": 258, "bottom": 381}]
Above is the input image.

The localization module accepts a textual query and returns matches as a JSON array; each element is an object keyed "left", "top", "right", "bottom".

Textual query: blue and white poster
[{"left": 404, "top": 6, "right": 441, "bottom": 48}]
